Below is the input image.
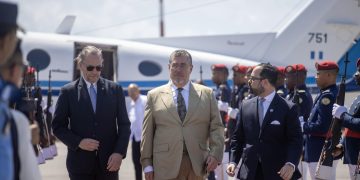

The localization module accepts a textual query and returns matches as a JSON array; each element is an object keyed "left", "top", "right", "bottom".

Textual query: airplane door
[{"left": 73, "top": 42, "right": 118, "bottom": 82}]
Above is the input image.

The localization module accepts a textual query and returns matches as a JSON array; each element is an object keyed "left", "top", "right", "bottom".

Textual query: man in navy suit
[
  {"left": 52, "top": 46, "right": 131, "bottom": 180},
  {"left": 226, "top": 63, "right": 303, "bottom": 180}
]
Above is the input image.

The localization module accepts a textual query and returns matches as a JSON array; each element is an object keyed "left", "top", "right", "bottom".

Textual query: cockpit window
[{"left": 138, "top": 60, "right": 162, "bottom": 76}]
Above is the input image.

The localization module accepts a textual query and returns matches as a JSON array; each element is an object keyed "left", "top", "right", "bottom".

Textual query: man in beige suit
[{"left": 141, "top": 50, "right": 225, "bottom": 180}]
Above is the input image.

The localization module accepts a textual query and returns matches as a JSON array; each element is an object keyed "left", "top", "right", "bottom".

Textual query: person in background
[
  {"left": 301, "top": 61, "right": 339, "bottom": 180},
  {"left": 0, "top": 1, "right": 21, "bottom": 180},
  {"left": 1, "top": 41, "right": 41, "bottom": 180},
  {"left": 276, "top": 66, "right": 288, "bottom": 98},
  {"left": 126, "top": 83, "right": 147, "bottom": 180},
  {"left": 332, "top": 58, "right": 360, "bottom": 180}
]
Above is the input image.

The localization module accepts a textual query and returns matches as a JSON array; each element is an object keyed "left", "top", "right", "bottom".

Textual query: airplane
[{"left": 19, "top": 0, "right": 360, "bottom": 97}]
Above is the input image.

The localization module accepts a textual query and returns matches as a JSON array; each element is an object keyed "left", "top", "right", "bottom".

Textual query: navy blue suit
[
  {"left": 303, "top": 84, "right": 338, "bottom": 162},
  {"left": 230, "top": 93, "right": 303, "bottom": 180},
  {"left": 340, "top": 95, "right": 360, "bottom": 164},
  {"left": 52, "top": 77, "right": 131, "bottom": 180}
]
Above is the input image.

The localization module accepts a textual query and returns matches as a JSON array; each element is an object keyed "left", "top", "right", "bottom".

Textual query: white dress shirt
[
  {"left": 260, "top": 90, "right": 276, "bottom": 118},
  {"left": 83, "top": 77, "right": 98, "bottom": 94},
  {"left": 127, "top": 94, "right": 147, "bottom": 142},
  {"left": 170, "top": 80, "right": 190, "bottom": 110}
]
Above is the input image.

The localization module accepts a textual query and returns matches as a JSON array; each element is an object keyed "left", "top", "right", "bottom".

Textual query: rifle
[
  {"left": 315, "top": 52, "right": 350, "bottom": 179},
  {"left": 45, "top": 70, "right": 56, "bottom": 147}
]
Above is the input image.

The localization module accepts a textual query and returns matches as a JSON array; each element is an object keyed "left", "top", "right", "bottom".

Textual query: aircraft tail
[{"left": 55, "top": 15, "right": 76, "bottom": 35}]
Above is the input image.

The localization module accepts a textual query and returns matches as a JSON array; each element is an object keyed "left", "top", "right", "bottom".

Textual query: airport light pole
[{"left": 159, "top": 0, "right": 165, "bottom": 37}]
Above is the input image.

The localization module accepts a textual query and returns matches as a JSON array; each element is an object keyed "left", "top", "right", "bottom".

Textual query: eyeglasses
[
  {"left": 249, "top": 76, "right": 263, "bottom": 81},
  {"left": 82, "top": 63, "right": 103, "bottom": 71}
]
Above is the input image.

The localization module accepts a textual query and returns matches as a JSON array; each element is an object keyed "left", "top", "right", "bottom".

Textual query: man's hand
[
  {"left": 145, "top": 172, "right": 154, "bottom": 180},
  {"left": 206, "top": 156, "right": 219, "bottom": 172},
  {"left": 107, "top": 153, "right": 123, "bottom": 171},
  {"left": 332, "top": 144, "right": 344, "bottom": 158},
  {"left": 278, "top": 163, "right": 295, "bottom": 180},
  {"left": 226, "top": 163, "right": 236, "bottom": 177},
  {"left": 78, "top": 138, "right": 99, "bottom": 151}
]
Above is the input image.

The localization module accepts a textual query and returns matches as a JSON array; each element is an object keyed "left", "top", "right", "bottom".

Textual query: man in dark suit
[
  {"left": 226, "top": 63, "right": 303, "bottom": 180},
  {"left": 52, "top": 46, "right": 131, "bottom": 180}
]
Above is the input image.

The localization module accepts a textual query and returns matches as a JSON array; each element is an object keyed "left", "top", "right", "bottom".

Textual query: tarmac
[{"left": 39, "top": 91, "right": 360, "bottom": 180}]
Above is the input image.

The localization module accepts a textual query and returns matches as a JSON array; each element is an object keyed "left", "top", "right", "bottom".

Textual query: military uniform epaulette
[
  {"left": 297, "top": 90, "right": 306, "bottom": 93},
  {"left": 277, "top": 89, "right": 284, "bottom": 94},
  {"left": 322, "top": 89, "right": 331, "bottom": 93}
]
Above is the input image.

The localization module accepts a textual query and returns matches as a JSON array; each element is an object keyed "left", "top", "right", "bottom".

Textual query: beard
[{"left": 249, "top": 82, "right": 265, "bottom": 96}]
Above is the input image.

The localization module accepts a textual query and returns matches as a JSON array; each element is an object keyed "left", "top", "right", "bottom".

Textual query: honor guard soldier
[
  {"left": 211, "top": 64, "right": 231, "bottom": 180},
  {"left": 301, "top": 61, "right": 339, "bottom": 180},
  {"left": 285, "top": 64, "right": 313, "bottom": 121},
  {"left": 285, "top": 64, "right": 313, "bottom": 179},
  {"left": 227, "top": 64, "right": 249, "bottom": 157},
  {"left": 332, "top": 58, "right": 360, "bottom": 180},
  {"left": 276, "top": 66, "right": 288, "bottom": 98},
  {"left": 211, "top": 64, "right": 231, "bottom": 125},
  {"left": 244, "top": 66, "right": 255, "bottom": 100}
]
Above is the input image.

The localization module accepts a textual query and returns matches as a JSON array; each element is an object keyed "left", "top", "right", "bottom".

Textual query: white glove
[
  {"left": 332, "top": 104, "right": 347, "bottom": 119},
  {"left": 228, "top": 108, "right": 239, "bottom": 119},
  {"left": 218, "top": 101, "right": 229, "bottom": 112}
]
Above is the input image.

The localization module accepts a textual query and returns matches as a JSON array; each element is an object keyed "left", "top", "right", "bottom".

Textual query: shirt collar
[
  {"left": 170, "top": 80, "right": 190, "bottom": 92},
  {"left": 263, "top": 90, "right": 276, "bottom": 103},
  {"left": 82, "top": 76, "right": 98, "bottom": 89}
]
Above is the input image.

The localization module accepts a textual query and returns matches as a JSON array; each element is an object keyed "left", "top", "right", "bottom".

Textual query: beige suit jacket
[{"left": 141, "top": 82, "right": 224, "bottom": 179}]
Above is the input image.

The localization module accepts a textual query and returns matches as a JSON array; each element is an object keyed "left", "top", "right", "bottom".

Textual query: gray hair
[
  {"left": 75, "top": 46, "right": 103, "bottom": 64},
  {"left": 169, "top": 49, "right": 192, "bottom": 64}
]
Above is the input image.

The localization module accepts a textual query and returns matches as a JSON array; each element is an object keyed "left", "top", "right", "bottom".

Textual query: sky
[{"left": 17, "top": 0, "right": 306, "bottom": 39}]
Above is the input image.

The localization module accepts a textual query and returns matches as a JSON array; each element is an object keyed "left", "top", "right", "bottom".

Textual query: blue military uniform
[
  {"left": 276, "top": 85, "right": 288, "bottom": 98},
  {"left": 233, "top": 84, "right": 249, "bottom": 109},
  {"left": 303, "top": 84, "right": 338, "bottom": 162},
  {"left": 340, "top": 95, "right": 360, "bottom": 165},
  {"left": 286, "top": 84, "right": 313, "bottom": 121}
]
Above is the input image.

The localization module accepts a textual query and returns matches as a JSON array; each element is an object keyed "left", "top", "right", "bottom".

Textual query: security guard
[
  {"left": 285, "top": 64, "right": 313, "bottom": 180},
  {"left": 211, "top": 64, "right": 231, "bottom": 180},
  {"left": 227, "top": 64, "right": 249, "bottom": 148},
  {"left": 276, "top": 66, "right": 288, "bottom": 98},
  {"left": 301, "top": 61, "right": 339, "bottom": 180},
  {"left": 332, "top": 58, "right": 360, "bottom": 180}
]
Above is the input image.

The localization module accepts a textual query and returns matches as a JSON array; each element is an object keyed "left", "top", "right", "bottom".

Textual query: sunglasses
[{"left": 82, "top": 63, "right": 103, "bottom": 71}]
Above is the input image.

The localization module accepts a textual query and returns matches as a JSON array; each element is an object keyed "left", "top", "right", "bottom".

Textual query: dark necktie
[
  {"left": 177, "top": 88, "right": 187, "bottom": 121},
  {"left": 90, "top": 84, "right": 97, "bottom": 112}
]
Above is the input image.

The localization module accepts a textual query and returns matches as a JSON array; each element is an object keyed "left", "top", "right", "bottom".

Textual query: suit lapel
[
  {"left": 77, "top": 78, "right": 95, "bottom": 114},
  {"left": 160, "top": 84, "right": 182, "bottom": 124},
  {"left": 95, "top": 78, "right": 106, "bottom": 115},
  {"left": 183, "top": 83, "right": 201, "bottom": 124}
]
